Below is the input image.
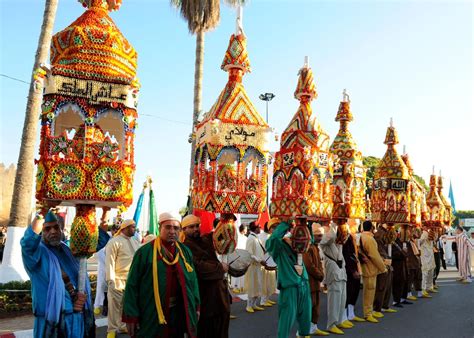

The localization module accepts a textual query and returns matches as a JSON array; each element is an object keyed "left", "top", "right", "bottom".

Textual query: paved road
[{"left": 96, "top": 270, "right": 474, "bottom": 338}]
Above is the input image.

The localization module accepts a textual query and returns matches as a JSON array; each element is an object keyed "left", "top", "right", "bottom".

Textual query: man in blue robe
[{"left": 21, "top": 207, "right": 110, "bottom": 338}]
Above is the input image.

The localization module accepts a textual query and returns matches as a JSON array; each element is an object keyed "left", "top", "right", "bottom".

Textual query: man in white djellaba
[{"left": 244, "top": 221, "right": 266, "bottom": 313}]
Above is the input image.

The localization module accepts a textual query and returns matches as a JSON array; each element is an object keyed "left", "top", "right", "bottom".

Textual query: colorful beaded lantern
[
  {"left": 291, "top": 222, "right": 312, "bottom": 254},
  {"left": 329, "top": 90, "right": 366, "bottom": 221},
  {"left": 192, "top": 17, "right": 271, "bottom": 214},
  {"left": 213, "top": 219, "right": 237, "bottom": 254},
  {"left": 35, "top": 0, "right": 139, "bottom": 256},
  {"left": 401, "top": 150, "right": 428, "bottom": 227},
  {"left": 425, "top": 173, "right": 445, "bottom": 227},
  {"left": 270, "top": 58, "right": 333, "bottom": 220},
  {"left": 371, "top": 120, "right": 410, "bottom": 225},
  {"left": 437, "top": 175, "right": 453, "bottom": 226}
]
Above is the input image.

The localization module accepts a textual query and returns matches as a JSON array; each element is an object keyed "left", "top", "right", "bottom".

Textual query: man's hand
[
  {"left": 100, "top": 206, "right": 111, "bottom": 231},
  {"left": 126, "top": 322, "right": 138, "bottom": 337},
  {"left": 221, "top": 263, "right": 229, "bottom": 273}
]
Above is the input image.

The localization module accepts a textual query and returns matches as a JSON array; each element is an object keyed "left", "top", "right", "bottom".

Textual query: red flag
[
  {"left": 193, "top": 210, "right": 215, "bottom": 235},
  {"left": 256, "top": 208, "right": 270, "bottom": 229}
]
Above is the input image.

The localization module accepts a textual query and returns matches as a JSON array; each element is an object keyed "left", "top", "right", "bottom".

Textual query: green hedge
[{"left": 0, "top": 274, "right": 98, "bottom": 318}]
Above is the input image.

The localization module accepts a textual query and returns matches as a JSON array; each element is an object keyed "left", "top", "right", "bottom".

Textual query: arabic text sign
[{"left": 44, "top": 75, "right": 138, "bottom": 108}]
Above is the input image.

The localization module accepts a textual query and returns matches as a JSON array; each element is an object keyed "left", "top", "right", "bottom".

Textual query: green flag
[{"left": 149, "top": 188, "right": 159, "bottom": 236}]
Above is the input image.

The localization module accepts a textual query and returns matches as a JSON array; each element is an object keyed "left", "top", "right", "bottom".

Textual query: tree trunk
[
  {"left": 188, "top": 30, "right": 204, "bottom": 213},
  {"left": 0, "top": 0, "right": 59, "bottom": 283}
]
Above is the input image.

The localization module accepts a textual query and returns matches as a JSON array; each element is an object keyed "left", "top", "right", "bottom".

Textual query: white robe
[
  {"left": 320, "top": 223, "right": 347, "bottom": 329},
  {"left": 455, "top": 232, "right": 474, "bottom": 279},
  {"left": 419, "top": 231, "right": 435, "bottom": 272},
  {"left": 94, "top": 247, "right": 106, "bottom": 308},
  {"left": 231, "top": 232, "right": 248, "bottom": 290},
  {"left": 244, "top": 232, "right": 265, "bottom": 299},
  {"left": 258, "top": 232, "right": 276, "bottom": 299}
]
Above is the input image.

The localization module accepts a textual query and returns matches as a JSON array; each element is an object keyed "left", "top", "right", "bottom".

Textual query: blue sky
[{"left": 1, "top": 0, "right": 472, "bottom": 216}]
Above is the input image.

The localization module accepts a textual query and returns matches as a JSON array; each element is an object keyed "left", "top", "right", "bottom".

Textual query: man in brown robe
[
  {"left": 400, "top": 225, "right": 422, "bottom": 300},
  {"left": 182, "top": 215, "right": 231, "bottom": 338},
  {"left": 303, "top": 223, "right": 329, "bottom": 336},
  {"left": 373, "top": 225, "right": 397, "bottom": 317}
]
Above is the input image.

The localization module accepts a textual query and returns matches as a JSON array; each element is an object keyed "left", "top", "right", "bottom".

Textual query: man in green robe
[
  {"left": 266, "top": 220, "right": 311, "bottom": 338},
  {"left": 122, "top": 212, "right": 200, "bottom": 337}
]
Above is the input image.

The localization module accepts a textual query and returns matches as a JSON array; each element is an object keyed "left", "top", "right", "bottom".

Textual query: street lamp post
[
  {"left": 259, "top": 92, "right": 275, "bottom": 124},
  {"left": 259, "top": 92, "right": 275, "bottom": 212}
]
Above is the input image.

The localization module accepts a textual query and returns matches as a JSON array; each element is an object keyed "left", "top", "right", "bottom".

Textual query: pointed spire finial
[
  {"left": 342, "top": 89, "right": 350, "bottom": 103},
  {"left": 403, "top": 145, "right": 406, "bottom": 155},
  {"left": 236, "top": 6, "right": 244, "bottom": 36},
  {"left": 304, "top": 56, "right": 309, "bottom": 68},
  {"left": 432, "top": 165, "right": 435, "bottom": 175},
  {"left": 390, "top": 117, "right": 393, "bottom": 128}
]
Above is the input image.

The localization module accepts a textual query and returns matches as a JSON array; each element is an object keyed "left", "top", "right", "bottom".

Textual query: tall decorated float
[
  {"left": 425, "top": 170, "right": 445, "bottom": 228},
  {"left": 269, "top": 58, "right": 334, "bottom": 264},
  {"left": 191, "top": 10, "right": 271, "bottom": 254},
  {"left": 329, "top": 90, "right": 366, "bottom": 233},
  {"left": 371, "top": 120, "right": 410, "bottom": 225},
  {"left": 34, "top": 0, "right": 139, "bottom": 308},
  {"left": 437, "top": 173, "right": 453, "bottom": 228},
  {"left": 400, "top": 148, "right": 428, "bottom": 227}
]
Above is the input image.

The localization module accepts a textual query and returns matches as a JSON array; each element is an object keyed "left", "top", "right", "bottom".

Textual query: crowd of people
[{"left": 20, "top": 206, "right": 474, "bottom": 338}]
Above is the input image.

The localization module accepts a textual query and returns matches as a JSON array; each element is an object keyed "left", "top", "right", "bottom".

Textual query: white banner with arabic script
[
  {"left": 44, "top": 75, "right": 138, "bottom": 109},
  {"left": 196, "top": 120, "right": 271, "bottom": 152}
]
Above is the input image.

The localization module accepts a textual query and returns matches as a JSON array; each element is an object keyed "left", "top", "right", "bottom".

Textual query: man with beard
[
  {"left": 182, "top": 215, "right": 231, "bottom": 338},
  {"left": 373, "top": 224, "right": 397, "bottom": 318},
  {"left": 303, "top": 223, "right": 329, "bottom": 336},
  {"left": 122, "top": 212, "right": 200, "bottom": 338},
  {"left": 21, "top": 206, "right": 111, "bottom": 338}
]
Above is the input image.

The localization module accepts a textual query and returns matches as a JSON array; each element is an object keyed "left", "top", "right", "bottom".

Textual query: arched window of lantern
[
  {"left": 242, "top": 147, "right": 264, "bottom": 179},
  {"left": 96, "top": 108, "right": 125, "bottom": 159},
  {"left": 216, "top": 147, "right": 240, "bottom": 192},
  {"left": 288, "top": 168, "right": 305, "bottom": 198},
  {"left": 273, "top": 171, "right": 285, "bottom": 199},
  {"left": 52, "top": 102, "right": 86, "bottom": 138}
]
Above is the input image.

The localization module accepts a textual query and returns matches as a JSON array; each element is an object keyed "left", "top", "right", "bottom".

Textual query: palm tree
[
  {"left": 0, "top": 0, "right": 59, "bottom": 283},
  {"left": 171, "top": 0, "right": 245, "bottom": 212}
]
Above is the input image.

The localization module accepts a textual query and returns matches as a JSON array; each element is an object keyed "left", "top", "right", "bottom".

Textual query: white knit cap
[{"left": 159, "top": 211, "right": 181, "bottom": 225}]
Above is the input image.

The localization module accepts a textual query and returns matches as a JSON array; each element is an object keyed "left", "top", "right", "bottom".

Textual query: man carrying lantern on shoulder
[{"left": 266, "top": 217, "right": 312, "bottom": 338}]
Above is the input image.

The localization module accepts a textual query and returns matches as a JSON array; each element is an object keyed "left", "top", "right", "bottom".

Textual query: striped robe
[{"left": 455, "top": 232, "right": 474, "bottom": 279}]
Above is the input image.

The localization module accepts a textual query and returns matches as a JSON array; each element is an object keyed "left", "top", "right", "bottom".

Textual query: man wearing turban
[
  {"left": 182, "top": 214, "right": 231, "bottom": 338},
  {"left": 122, "top": 212, "right": 200, "bottom": 337},
  {"left": 21, "top": 206, "right": 110, "bottom": 337}
]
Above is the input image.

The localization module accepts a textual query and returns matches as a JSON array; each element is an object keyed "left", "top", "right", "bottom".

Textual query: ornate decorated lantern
[
  {"left": 371, "top": 120, "right": 410, "bottom": 225},
  {"left": 401, "top": 148, "right": 428, "bottom": 227},
  {"left": 270, "top": 58, "right": 333, "bottom": 220},
  {"left": 426, "top": 166, "right": 445, "bottom": 227},
  {"left": 191, "top": 12, "right": 271, "bottom": 215},
  {"left": 35, "top": 0, "right": 138, "bottom": 305},
  {"left": 437, "top": 174, "right": 453, "bottom": 227},
  {"left": 425, "top": 170, "right": 445, "bottom": 227},
  {"left": 329, "top": 90, "right": 366, "bottom": 231}
]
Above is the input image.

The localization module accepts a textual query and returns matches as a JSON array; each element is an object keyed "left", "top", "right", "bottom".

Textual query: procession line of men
[{"left": 21, "top": 205, "right": 473, "bottom": 338}]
